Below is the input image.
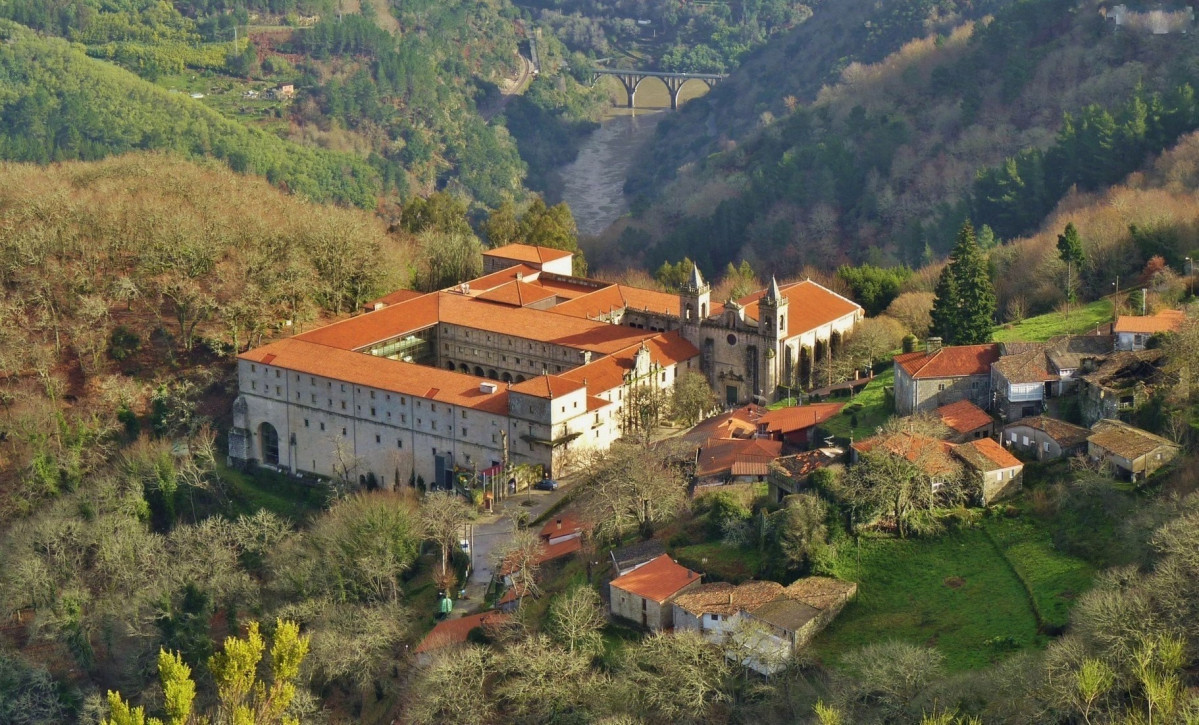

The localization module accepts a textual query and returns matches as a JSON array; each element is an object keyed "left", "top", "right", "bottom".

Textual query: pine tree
[
  {"left": 930, "top": 220, "right": 996, "bottom": 345},
  {"left": 1057, "top": 222, "right": 1085, "bottom": 319}
]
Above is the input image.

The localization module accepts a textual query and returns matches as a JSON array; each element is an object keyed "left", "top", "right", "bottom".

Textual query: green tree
[
  {"left": 483, "top": 201, "right": 521, "bottom": 247},
  {"left": 1057, "top": 222, "right": 1085, "bottom": 318},
  {"left": 770, "top": 493, "right": 830, "bottom": 574},
  {"left": 929, "top": 220, "right": 995, "bottom": 345},
  {"left": 671, "top": 370, "right": 718, "bottom": 425}
]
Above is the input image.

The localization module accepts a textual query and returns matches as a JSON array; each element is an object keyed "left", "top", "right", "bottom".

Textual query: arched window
[
  {"left": 502, "top": 372, "right": 513, "bottom": 383},
  {"left": 460, "top": 363, "right": 470, "bottom": 373},
  {"left": 701, "top": 302, "right": 708, "bottom": 317},
  {"left": 488, "top": 369, "right": 498, "bottom": 380},
  {"left": 445, "top": 360, "right": 456, "bottom": 370},
  {"left": 474, "top": 366, "right": 484, "bottom": 377},
  {"left": 685, "top": 303, "right": 694, "bottom": 320},
  {"left": 516, "top": 375, "right": 526, "bottom": 383},
  {"left": 259, "top": 422, "right": 279, "bottom": 466}
]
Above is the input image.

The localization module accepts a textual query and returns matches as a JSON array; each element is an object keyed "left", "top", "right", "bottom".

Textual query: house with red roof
[
  {"left": 935, "top": 400, "right": 994, "bottom": 442},
  {"left": 414, "top": 610, "right": 509, "bottom": 665},
  {"left": 1114, "top": 309, "right": 1186, "bottom": 351},
  {"left": 951, "top": 437, "right": 1024, "bottom": 503},
  {"left": 893, "top": 339, "right": 1001, "bottom": 415},
  {"left": 609, "top": 554, "right": 702, "bottom": 631}
]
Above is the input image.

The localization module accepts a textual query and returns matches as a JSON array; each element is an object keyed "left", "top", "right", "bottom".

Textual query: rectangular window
[
  {"left": 370, "top": 407, "right": 376, "bottom": 416},
  {"left": 341, "top": 428, "right": 347, "bottom": 436},
  {"left": 341, "top": 384, "right": 346, "bottom": 392},
  {"left": 275, "top": 370, "right": 280, "bottom": 378},
  {"left": 397, "top": 439, "right": 403, "bottom": 448},
  {"left": 320, "top": 422, "right": 326, "bottom": 431},
  {"left": 432, "top": 421, "right": 438, "bottom": 431},
  {"left": 462, "top": 428, "right": 467, "bottom": 436},
  {"left": 251, "top": 364, "right": 256, "bottom": 372},
  {"left": 431, "top": 404, "right": 437, "bottom": 412},
  {"left": 341, "top": 401, "right": 346, "bottom": 410},
  {"left": 461, "top": 410, "right": 467, "bottom": 419},
  {"left": 370, "top": 390, "right": 376, "bottom": 399},
  {"left": 402, "top": 414, "right": 407, "bottom": 423},
  {"left": 275, "top": 386, "right": 280, "bottom": 395},
  {"left": 375, "top": 434, "right": 381, "bottom": 443},
  {"left": 1043, "top": 442, "right": 1050, "bottom": 452},
  {"left": 251, "top": 381, "right": 257, "bottom": 390},
  {"left": 310, "top": 377, "right": 315, "bottom": 385},
  {"left": 311, "top": 394, "right": 317, "bottom": 404},
  {"left": 304, "top": 419, "right": 309, "bottom": 427}
]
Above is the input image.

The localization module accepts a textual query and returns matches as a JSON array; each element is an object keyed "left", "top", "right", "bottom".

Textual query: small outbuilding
[
  {"left": 1002, "top": 416, "right": 1091, "bottom": 461},
  {"left": 1087, "top": 419, "right": 1180, "bottom": 481},
  {"left": 935, "top": 399, "right": 995, "bottom": 442},
  {"left": 951, "top": 437, "right": 1024, "bottom": 504}
]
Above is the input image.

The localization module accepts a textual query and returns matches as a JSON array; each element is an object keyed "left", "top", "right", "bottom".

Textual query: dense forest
[{"left": 605, "top": 0, "right": 1199, "bottom": 278}]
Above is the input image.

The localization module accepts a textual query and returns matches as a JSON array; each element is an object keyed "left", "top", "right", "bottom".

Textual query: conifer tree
[
  {"left": 1057, "top": 222, "right": 1085, "bottom": 319},
  {"left": 930, "top": 220, "right": 996, "bottom": 345}
]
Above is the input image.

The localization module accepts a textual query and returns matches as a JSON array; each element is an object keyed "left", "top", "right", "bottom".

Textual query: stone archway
[{"left": 259, "top": 422, "right": 279, "bottom": 466}]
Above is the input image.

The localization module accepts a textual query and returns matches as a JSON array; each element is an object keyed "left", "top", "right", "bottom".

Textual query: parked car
[{"left": 533, "top": 478, "right": 559, "bottom": 491}]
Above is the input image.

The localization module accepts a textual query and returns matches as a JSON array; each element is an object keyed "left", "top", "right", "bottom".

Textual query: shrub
[{"left": 108, "top": 325, "right": 141, "bottom": 361}]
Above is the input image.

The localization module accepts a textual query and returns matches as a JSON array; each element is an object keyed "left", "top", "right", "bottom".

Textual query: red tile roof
[
  {"left": 437, "top": 292, "right": 658, "bottom": 355},
  {"left": 1113, "top": 309, "right": 1186, "bottom": 334},
  {"left": 757, "top": 402, "right": 844, "bottom": 434},
  {"left": 696, "top": 437, "right": 783, "bottom": 477},
  {"left": 510, "top": 374, "right": 586, "bottom": 399},
  {"left": 239, "top": 338, "right": 511, "bottom": 414},
  {"left": 560, "top": 334, "right": 700, "bottom": 396},
  {"left": 776, "top": 448, "right": 843, "bottom": 478},
  {"left": 484, "top": 243, "right": 573, "bottom": 264},
  {"left": 295, "top": 293, "right": 440, "bottom": 350},
  {"left": 1004, "top": 416, "right": 1090, "bottom": 448},
  {"left": 365, "top": 288, "right": 424, "bottom": 309},
  {"left": 935, "top": 400, "right": 993, "bottom": 434},
  {"left": 475, "top": 280, "right": 558, "bottom": 307},
  {"left": 414, "top": 610, "right": 509, "bottom": 654},
  {"left": 682, "top": 405, "right": 767, "bottom": 444},
  {"left": 498, "top": 536, "right": 582, "bottom": 576},
  {"left": 463, "top": 264, "right": 543, "bottom": 292},
  {"left": 609, "top": 554, "right": 700, "bottom": 603},
  {"left": 894, "top": 344, "right": 1001, "bottom": 379},
  {"left": 539, "top": 511, "right": 589, "bottom": 540},
  {"left": 852, "top": 432, "right": 957, "bottom": 475},
  {"left": 953, "top": 437, "right": 1022, "bottom": 471},
  {"left": 738, "top": 280, "right": 862, "bottom": 336}
]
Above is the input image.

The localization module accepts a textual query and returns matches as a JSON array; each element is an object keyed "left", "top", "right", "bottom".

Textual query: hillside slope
[
  {"left": 607, "top": 0, "right": 1199, "bottom": 277},
  {"left": 0, "top": 21, "right": 383, "bottom": 208}
]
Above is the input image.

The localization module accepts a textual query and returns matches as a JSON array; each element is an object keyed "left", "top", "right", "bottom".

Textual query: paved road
[{"left": 453, "top": 483, "right": 572, "bottom": 614}]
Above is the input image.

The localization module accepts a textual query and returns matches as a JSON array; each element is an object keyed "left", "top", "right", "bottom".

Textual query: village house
[
  {"left": 1003, "top": 416, "right": 1091, "bottom": 461},
  {"left": 754, "top": 403, "right": 844, "bottom": 446},
  {"left": 1087, "top": 419, "right": 1180, "bottom": 481},
  {"left": 538, "top": 511, "right": 589, "bottom": 545},
  {"left": 1077, "top": 349, "right": 1167, "bottom": 425},
  {"left": 694, "top": 436, "right": 783, "bottom": 482},
  {"left": 739, "top": 577, "right": 857, "bottom": 675},
  {"left": 1113, "top": 309, "right": 1185, "bottom": 351},
  {"left": 935, "top": 399, "right": 994, "bottom": 442},
  {"left": 851, "top": 432, "right": 960, "bottom": 489},
  {"left": 609, "top": 539, "right": 667, "bottom": 576},
  {"left": 893, "top": 339, "right": 1001, "bottom": 415},
  {"left": 608, "top": 554, "right": 701, "bottom": 631},
  {"left": 229, "top": 244, "right": 861, "bottom": 484},
  {"left": 950, "top": 437, "right": 1024, "bottom": 504},
  {"left": 413, "top": 610, "right": 509, "bottom": 665},
  {"left": 671, "top": 577, "right": 856, "bottom": 675},
  {"left": 990, "top": 336, "right": 1115, "bottom": 422},
  {"left": 767, "top": 447, "right": 844, "bottom": 503}
]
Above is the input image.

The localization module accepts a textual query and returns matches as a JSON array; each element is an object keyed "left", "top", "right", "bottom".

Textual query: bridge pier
[{"left": 590, "top": 68, "right": 726, "bottom": 110}]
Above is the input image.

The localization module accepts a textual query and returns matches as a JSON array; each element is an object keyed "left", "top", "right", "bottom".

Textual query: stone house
[
  {"left": 608, "top": 554, "right": 701, "bottom": 631},
  {"left": 739, "top": 577, "right": 857, "bottom": 675},
  {"left": 672, "top": 580, "right": 785, "bottom": 642},
  {"left": 1087, "top": 419, "right": 1180, "bottom": 481},
  {"left": 950, "top": 437, "right": 1024, "bottom": 504},
  {"left": 990, "top": 344, "right": 1057, "bottom": 422},
  {"left": 935, "top": 399, "right": 994, "bottom": 442},
  {"left": 1077, "top": 349, "right": 1167, "bottom": 426},
  {"left": 893, "top": 340, "right": 1001, "bottom": 415},
  {"left": 1002, "top": 416, "right": 1091, "bottom": 461}
]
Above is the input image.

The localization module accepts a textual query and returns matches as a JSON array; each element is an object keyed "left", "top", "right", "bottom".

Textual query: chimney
[
  {"left": 516, "top": 272, "right": 523, "bottom": 281},
  {"left": 1141, "top": 288, "right": 1147, "bottom": 315},
  {"left": 926, "top": 337, "right": 943, "bottom": 355},
  {"left": 556, "top": 519, "right": 562, "bottom": 530}
]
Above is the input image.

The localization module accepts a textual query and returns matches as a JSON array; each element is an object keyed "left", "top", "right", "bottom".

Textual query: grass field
[
  {"left": 992, "top": 299, "right": 1114, "bottom": 342},
  {"left": 983, "top": 515, "right": 1094, "bottom": 631},
  {"left": 673, "top": 541, "right": 765, "bottom": 583},
  {"left": 218, "top": 462, "right": 329, "bottom": 522},
  {"left": 812, "top": 528, "right": 1044, "bottom": 671},
  {"left": 820, "top": 367, "right": 896, "bottom": 441}
]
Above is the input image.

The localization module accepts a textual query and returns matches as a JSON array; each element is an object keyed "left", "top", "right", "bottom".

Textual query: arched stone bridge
[{"left": 590, "top": 68, "right": 727, "bottom": 109}]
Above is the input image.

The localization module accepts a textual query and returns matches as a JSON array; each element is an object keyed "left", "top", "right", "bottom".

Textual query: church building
[{"left": 228, "top": 245, "right": 861, "bottom": 485}]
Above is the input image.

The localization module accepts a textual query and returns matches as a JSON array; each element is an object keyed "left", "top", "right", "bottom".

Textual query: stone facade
[{"left": 230, "top": 246, "right": 860, "bottom": 485}]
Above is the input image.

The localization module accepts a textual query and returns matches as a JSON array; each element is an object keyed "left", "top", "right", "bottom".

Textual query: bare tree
[
  {"left": 493, "top": 526, "right": 545, "bottom": 603},
  {"left": 576, "top": 440, "right": 690, "bottom": 541},
  {"left": 419, "top": 491, "right": 474, "bottom": 581},
  {"left": 547, "top": 585, "right": 606, "bottom": 655}
]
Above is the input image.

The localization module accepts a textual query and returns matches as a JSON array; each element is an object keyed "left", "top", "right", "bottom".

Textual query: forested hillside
[
  {"left": 607, "top": 0, "right": 1199, "bottom": 277},
  {"left": 0, "top": 0, "right": 605, "bottom": 208},
  {"left": 0, "top": 20, "right": 381, "bottom": 207}
]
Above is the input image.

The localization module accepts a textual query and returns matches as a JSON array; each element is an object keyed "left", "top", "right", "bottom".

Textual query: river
[{"left": 549, "top": 78, "right": 710, "bottom": 237}]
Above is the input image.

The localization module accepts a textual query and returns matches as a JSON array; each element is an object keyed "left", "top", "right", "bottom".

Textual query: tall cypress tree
[
  {"left": 1057, "top": 222, "right": 1085, "bottom": 319},
  {"left": 930, "top": 220, "right": 996, "bottom": 345}
]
